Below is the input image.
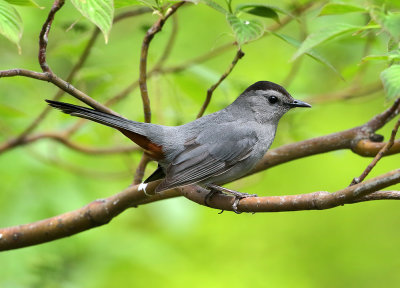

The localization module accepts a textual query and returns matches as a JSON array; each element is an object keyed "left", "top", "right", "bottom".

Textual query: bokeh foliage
[{"left": 0, "top": 0, "right": 400, "bottom": 287}]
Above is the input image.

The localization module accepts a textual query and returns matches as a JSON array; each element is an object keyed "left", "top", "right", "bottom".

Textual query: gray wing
[{"left": 156, "top": 125, "right": 258, "bottom": 191}]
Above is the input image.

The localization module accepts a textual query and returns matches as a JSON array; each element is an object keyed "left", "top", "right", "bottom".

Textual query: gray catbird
[{"left": 47, "top": 81, "right": 311, "bottom": 212}]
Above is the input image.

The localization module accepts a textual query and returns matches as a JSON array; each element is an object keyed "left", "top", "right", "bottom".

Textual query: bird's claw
[
  {"left": 232, "top": 193, "right": 257, "bottom": 214},
  {"left": 206, "top": 184, "right": 257, "bottom": 214}
]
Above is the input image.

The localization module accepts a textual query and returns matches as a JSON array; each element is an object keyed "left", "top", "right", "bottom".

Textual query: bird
[{"left": 46, "top": 81, "right": 311, "bottom": 212}]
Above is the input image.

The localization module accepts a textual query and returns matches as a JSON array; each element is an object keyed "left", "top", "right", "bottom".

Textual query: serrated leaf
[
  {"left": 114, "top": 0, "right": 141, "bottom": 8},
  {"left": 381, "top": 64, "right": 400, "bottom": 100},
  {"left": 370, "top": 7, "right": 400, "bottom": 42},
  {"left": 272, "top": 32, "right": 343, "bottom": 79},
  {"left": 71, "top": 0, "right": 114, "bottom": 43},
  {"left": 292, "top": 23, "right": 378, "bottom": 60},
  {"left": 226, "top": 14, "right": 264, "bottom": 45},
  {"left": 0, "top": 0, "right": 22, "bottom": 53},
  {"left": 236, "top": 4, "right": 281, "bottom": 23},
  {"left": 319, "top": 3, "right": 366, "bottom": 16},
  {"left": 5, "top": 0, "right": 43, "bottom": 8},
  {"left": 201, "top": 0, "right": 227, "bottom": 14}
]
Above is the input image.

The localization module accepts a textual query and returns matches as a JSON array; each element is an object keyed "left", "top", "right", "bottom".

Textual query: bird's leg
[
  {"left": 204, "top": 187, "right": 219, "bottom": 207},
  {"left": 206, "top": 184, "right": 257, "bottom": 214}
]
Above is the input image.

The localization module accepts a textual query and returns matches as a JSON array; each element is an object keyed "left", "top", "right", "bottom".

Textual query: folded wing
[{"left": 156, "top": 125, "right": 258, "bottom": 191}]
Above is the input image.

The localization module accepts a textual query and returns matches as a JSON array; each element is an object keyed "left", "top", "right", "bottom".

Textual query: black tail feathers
[{"left": 45, "top": 99, "right": 146, "bottom": 136}]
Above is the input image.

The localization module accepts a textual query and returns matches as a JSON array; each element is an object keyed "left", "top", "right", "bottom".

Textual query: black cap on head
[{"left": 242, "top": 81, "right": 291, "bottom": 97}]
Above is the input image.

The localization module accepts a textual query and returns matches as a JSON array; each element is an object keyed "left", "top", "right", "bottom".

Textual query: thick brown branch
[
  {"left": 350, "top": 190, "right": 400, "bottom": 202},
  {"left": 2, "top": 169, "right": 399, "bottom": 251},
  {"left": 353, "top": 139, "right": 400, "bottom": 156},
  {"left": 0, "top": 181, "right": 160, "bottom": 251},
  {"left": 182, "top": 169, "right": 400, "bottom": 212}
]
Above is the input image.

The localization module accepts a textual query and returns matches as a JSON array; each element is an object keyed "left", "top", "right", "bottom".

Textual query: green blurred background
[{"left": 1, "top": 0, "right": 399, "bottom": 287}]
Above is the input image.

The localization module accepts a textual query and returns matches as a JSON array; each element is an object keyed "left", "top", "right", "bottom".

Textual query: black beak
[{"left": 288, "top": 99, "right": 312, "bottom": 108}]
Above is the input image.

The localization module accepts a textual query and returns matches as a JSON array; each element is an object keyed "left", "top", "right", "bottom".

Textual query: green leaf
[
  {"left": 381, "top": 64, "right": 400, "bottom": 100},
  {"left": 137, "top": 0, "right": 158, "bottom": 9},
  {"left": 0, "top": 0, "right": 23, "bottom": 53},
  {"left": 114, "top": 0, "right": 141, "bottom": 8},
  {"left": 362, "top": 50, "right": 400, "bottom": 63},
  {"left": 201, "top": 0, "right": 227, "bottom": 14},
  {"left": 319, "top": 3, "right": 366, "bottom": 16},
  {"left": 236, "top": 4, "right": 282, "bottom": 23},
  {"left": 71, "top": 0, "right": 114, "bottom": 43},
  {"left": 292, "top": 23, "right": 379, "bottom": 60},
  {"left": 370, "top": 8, "right": 400, "bottom": 42},
  {"left": 4, "top": 0, "right": 43, "bottom": 8},
  {"left": 272, "top": 32, "right": 343, "bottom": 79},
  {"left": 179, "top": 0, "right": 200, "bottom": 3},
  {"left": 226, "top": 14, "right": 264, "bottom": 45}
]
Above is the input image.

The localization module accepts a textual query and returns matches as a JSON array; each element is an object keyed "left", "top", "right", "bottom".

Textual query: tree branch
[
  {"left": 351, "top": 114, "right": 400, "bottom": 185},
  {"left": 38, "top": 0, "right": 65, "bottom": 73},
  {"left": 1, "top": 97, "right": 399, "bottom": 250},
  {"left": 182, "top": 169, "right": 400, "bottom": 213},
  {"left": 134, "top": 3, "right": 184, "bottom": 183},
  {"left": 250, "top": 97, "right": 400, "bottom": 176},
  {"left": 0, "top": 7, "right": 152, "bottom": 155},
  {"left": 139, "top": 2, "right": 185, "bottom": 123},
  {"left": 1, "top": 168, "right": 399, "bottom": 251},
  {"left": 196, "top": 48, "right": 244, "bottom": 118}
]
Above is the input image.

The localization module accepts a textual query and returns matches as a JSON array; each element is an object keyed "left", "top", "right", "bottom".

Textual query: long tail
[
  {"left": 46, "top": 99, "right": 146, "bottom": 134},
  {"left": 46, "top": 100, "right": 164, "bottom": 159}
]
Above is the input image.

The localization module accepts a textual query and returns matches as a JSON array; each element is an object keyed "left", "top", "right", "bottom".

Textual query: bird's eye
[{"left": 268, "top": 96, "right": 278, "bottom": 104}]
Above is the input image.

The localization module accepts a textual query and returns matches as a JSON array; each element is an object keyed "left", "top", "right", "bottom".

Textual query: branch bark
[
  {"left": 38, "top": 0, "right": 65, "bottom": 73},
  {"left": 1, "top": 169, "right": 399, "bottom": 251}
]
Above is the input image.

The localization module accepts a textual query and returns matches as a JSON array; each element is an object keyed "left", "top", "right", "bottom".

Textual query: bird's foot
[{"left": 206, "top": 184, "right": 257, "bottom": 214}]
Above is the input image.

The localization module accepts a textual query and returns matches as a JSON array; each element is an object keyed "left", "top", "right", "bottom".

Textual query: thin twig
[
  {"left": 196, "top": 48, "right": 244, "bottom": 119},
  {"left": 134, "top": 3, "right": 184, "bottom": 183},
  {"left": 309, "top": 81, "right": 383, "bottom": 104},
  {"left": 351, "top": 115, "right": 400, "bottom": 185},
  {"left": 29, "top": 149, "right": 131, "bottom": 179},
  {"left": 133, "top": 154, "right": 152, "bottom": 184},
  {"left": 139, "top": 2, "right": 185, "bottom": 123},
  {"left": 1, "top": 29, "right": 101, "bottom": 154},
  {"left": 38, "top": 0, "right": 65, "bottom": 73},
  {"left": 0, "top": 132, "right": 140, "bottom": 154},
  {"left": 0, "top": 69, "right": 117, "bottom": 114}
]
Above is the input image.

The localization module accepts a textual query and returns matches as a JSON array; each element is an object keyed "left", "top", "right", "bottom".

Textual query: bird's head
[{"left": 233, "top": 81, "right": 311, "bottom": 124}]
